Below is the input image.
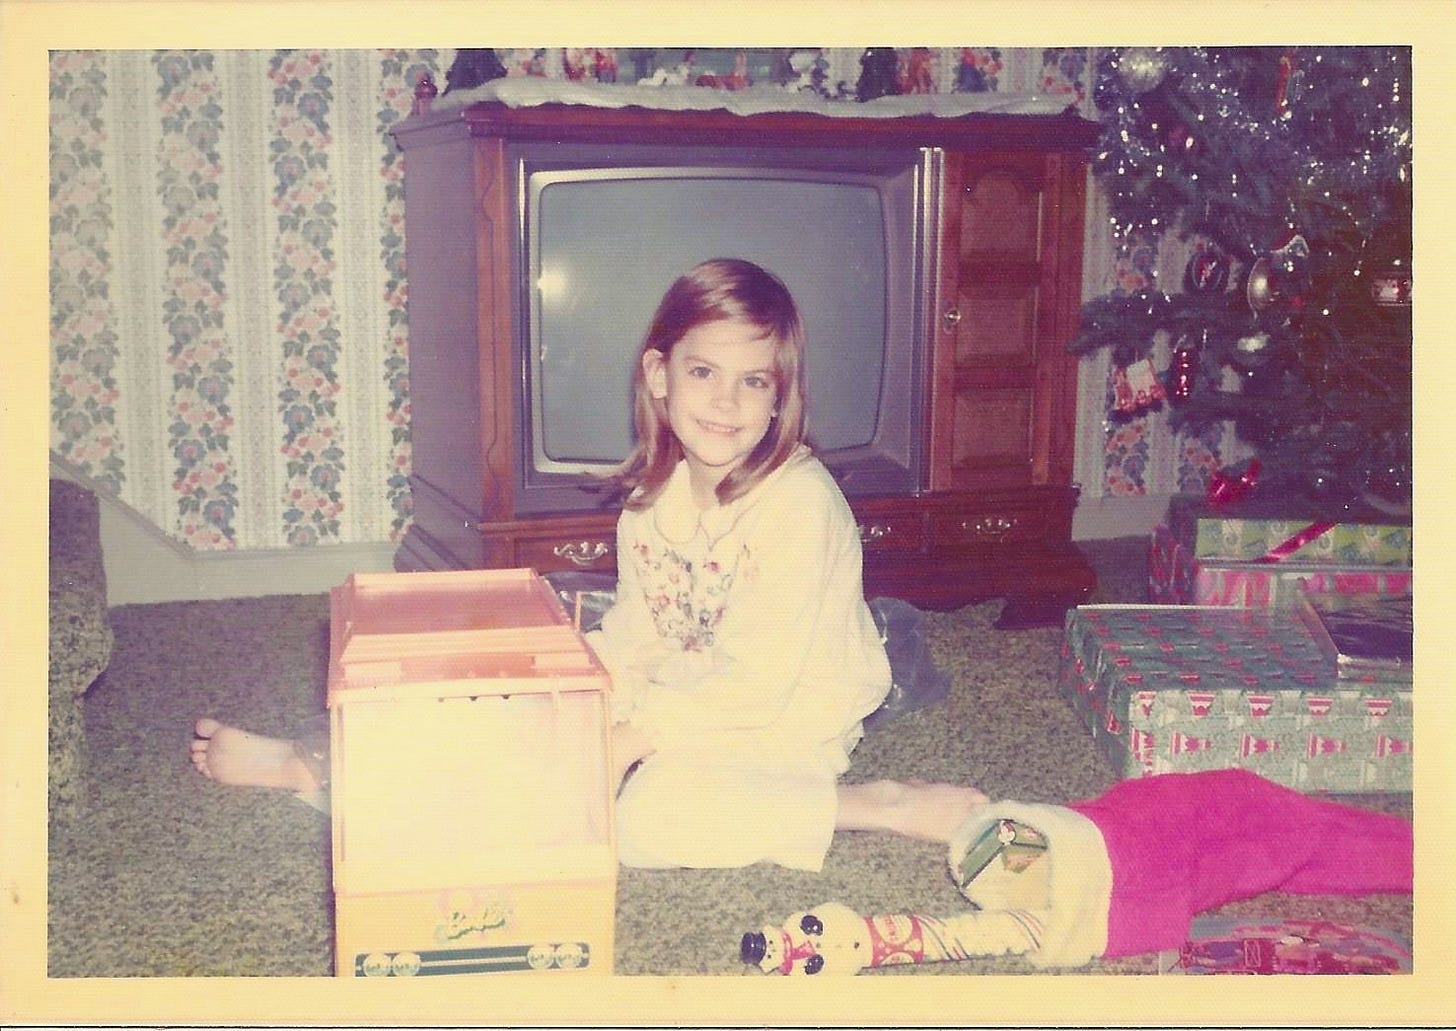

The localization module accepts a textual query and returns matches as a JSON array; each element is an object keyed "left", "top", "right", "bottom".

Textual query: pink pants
[{"left": 1068, "top": 769, "right": 1413, "bottom": 958}]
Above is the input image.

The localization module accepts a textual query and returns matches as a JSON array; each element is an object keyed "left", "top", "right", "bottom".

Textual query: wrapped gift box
[
  {"left": 1149, "top": 523, "right": 1414, "bottom": 608},
  {"left": 327, "top": 569, "right": 616, "bottom": 977},
  {"left": 1057, "top": 605, "right": 1412, "bottom": 793},
  {"left": 1165, "top": 494, "right": 1412, "bottom": 566}
]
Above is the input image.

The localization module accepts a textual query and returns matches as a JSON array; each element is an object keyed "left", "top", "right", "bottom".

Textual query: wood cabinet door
[{"left": 929, "top": 150, "right": 1083, "bottom": 492}]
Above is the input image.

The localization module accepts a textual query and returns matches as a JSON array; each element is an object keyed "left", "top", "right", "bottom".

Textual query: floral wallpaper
[
  {"left": 51, "top": 48, "right": 434, "bottom": 550},
  {"left": 49, "top": 46, "right": 1199, "bottom": 553}
]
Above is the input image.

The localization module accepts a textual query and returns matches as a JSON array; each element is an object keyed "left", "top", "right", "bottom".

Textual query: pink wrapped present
[{"left": 1149, "top": 524, "right": 1412, "bottom": 609}]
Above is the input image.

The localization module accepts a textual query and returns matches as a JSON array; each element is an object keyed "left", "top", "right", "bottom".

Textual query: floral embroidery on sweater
[{"left": 631, "top": 539, "right": 746, "bottom": 651}]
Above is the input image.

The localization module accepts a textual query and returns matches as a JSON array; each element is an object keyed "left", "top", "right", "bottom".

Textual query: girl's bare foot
[
  {"left": 835, "top": 779, "right": 989, "bottom": 842},
  {"left": 190, "top": 718, "right": 319, "bottom": 793}
]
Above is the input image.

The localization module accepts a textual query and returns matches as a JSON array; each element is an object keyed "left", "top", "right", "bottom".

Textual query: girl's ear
[{"left": 643, "top": 349, "right": 669, "bottom": 400}]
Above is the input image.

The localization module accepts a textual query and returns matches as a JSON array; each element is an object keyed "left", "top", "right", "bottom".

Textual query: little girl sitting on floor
[{"left": 192, "top": 258, "right": 985, "bottom": 869}]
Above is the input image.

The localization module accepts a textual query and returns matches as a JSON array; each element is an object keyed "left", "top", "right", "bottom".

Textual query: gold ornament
[{"left": 1245, "top": 257, "right": 1275, "bottom": 311}]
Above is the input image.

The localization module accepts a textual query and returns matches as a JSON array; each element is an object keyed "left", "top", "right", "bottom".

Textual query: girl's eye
[
  {"left": 745, "top": 374, "right": 771, "bottom": 390},
  {"left": 688, "top": 365, "right": 713, "bottom": 379}
]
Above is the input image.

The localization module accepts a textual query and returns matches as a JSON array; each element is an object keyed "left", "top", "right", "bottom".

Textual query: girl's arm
[{"left": 587, "top": 515, "right": 665, "bottom": 722}]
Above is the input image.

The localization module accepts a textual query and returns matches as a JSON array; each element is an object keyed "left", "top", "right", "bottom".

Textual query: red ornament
[
  {"left": 1184, "top": 248, "right": 1229, "bottom": 295},
  {"left": 1208, "top": 458, "right": 1261, "bottom": 506},
  {"left": 1170, "top": 339, "right": 1199, "bottom": 402},
  {"left": 1274, "top": 47, "right": 1298, "bottom": 117}
]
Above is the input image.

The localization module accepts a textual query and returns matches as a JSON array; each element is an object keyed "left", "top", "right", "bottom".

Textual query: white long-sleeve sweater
[{"left": 587, "top": 446, "right": 891, "bottom": 772}]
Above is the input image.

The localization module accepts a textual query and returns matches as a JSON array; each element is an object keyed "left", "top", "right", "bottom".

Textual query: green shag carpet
[{"left": 47, "top": 538, "right": 1411, "bottom": 977}]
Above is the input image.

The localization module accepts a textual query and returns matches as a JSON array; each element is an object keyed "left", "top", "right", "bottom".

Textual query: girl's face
[{"left": 643, "top": 318, "right": 780, "bottom": 508}]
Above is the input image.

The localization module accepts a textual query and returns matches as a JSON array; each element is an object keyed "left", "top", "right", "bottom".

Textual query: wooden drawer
[{"left": 928, "top": 502, "right": 1048, "bottom": 550}]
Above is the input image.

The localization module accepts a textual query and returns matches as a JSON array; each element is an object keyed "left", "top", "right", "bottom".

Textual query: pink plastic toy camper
[{"left": 326, "top": 569, "right": 616, "bottom": 977}]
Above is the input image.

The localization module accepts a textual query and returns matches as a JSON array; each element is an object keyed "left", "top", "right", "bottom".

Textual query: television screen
[
  {"left": 534, "top": 172, "right": 887, "bottom": 460},
  {"left": 513, "top": 143, "right": 932, "bottom": 513}
]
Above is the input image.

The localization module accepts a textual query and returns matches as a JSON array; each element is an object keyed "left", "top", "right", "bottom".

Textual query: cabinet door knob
[
  {"left": 942, "top": 308, "right": 963, "bottom": 328},
  {"left": 553, "top": 540, "right": 611, "bottom": 566}
]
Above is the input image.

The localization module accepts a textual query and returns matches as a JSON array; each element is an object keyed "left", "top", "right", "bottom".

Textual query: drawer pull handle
[
  {"left": 553, "top": 540, "right": 611, "bottom": 566},
  {"left": 964, "top": 516, "right": 1017, "bottom": 538},
  {"left": 859, "top": 523, "right": 892, "bottom": 543}
]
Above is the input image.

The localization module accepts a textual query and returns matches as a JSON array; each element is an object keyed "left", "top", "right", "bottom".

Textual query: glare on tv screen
[{"left": 532, "top": 173, "right": 888, "bottom": 465}]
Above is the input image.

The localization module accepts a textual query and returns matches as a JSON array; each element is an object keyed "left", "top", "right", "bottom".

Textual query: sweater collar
[{"left": 650, "top": 445, "right": 813, "bottom": 549}]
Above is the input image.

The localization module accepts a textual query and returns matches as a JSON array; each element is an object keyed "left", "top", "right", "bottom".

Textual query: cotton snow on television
[{"left": 515, "top": 142, "right": 930, "bottom": 513}]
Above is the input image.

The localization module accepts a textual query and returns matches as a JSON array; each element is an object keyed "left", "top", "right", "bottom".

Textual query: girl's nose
[{"left": 712, "top": 381, "right": 739, "bottom": 409}]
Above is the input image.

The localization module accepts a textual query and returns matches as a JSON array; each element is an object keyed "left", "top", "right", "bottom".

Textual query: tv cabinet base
[{"left": 395, "top": 482, "right": 1096, "bottom": 628}]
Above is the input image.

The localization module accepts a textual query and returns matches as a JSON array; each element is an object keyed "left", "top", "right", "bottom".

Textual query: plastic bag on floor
[
  {"left": 542, "top": 572, "right": 950, "bottom": 730},
  {"left": 862, "top": 595, "right": 951, "bottom": 731}
]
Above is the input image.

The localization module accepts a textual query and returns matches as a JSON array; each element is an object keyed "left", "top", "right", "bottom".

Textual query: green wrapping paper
[
  {"left": 1057, "top": 606, "right": 1412, "bottom": 792},
  {"left": 1148, "top": 523, "right": 1414, "bottom": 609},
  {"left": 1165, "top": 495, "right": 1412, "bottom": 565}
]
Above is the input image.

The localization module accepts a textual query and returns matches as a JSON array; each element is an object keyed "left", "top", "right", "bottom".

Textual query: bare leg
[
  {"left": 190, "top": 718, "right": 319, "bottom": 793},
  {"left": 835, "top": 779, "right": 989, "bottom": 843}
]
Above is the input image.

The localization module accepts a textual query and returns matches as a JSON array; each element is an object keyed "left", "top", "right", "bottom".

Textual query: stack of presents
[{"left": 1059, "top": 494, "right": 1413, "bottom": 793}]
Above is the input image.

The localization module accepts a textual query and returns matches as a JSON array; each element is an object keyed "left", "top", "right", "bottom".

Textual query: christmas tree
[{"left": 1070, "top": 46, "right": 1412, "bottom": 518}]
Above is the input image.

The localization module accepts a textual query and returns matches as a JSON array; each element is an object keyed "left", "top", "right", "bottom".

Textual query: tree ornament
[
  {"left": 1183, "top": 248, "right": 1230, "bottom": 295},
  {"left": 1273, "top": 47, "right": 1302, "bottom": 119},
  {"left": 1246, "top": 234, "right": 1311, "bottom": 314},
  {"left": 1112, "top": 357, "right": 1167, "bottom": 415},
  {"left": 1369, "top": 266, "right": 1412, "bottom": 308},
  {"left": 1231, "top": 330, "right": 1276, "bottom": 372},
  {"left": 1116, "top": 47, "right": 1169, "bottom": 94},
  {"left": 1244, "top": 261, "right": 1275, "bottom": 312},
  {"left": 1208, "top": 458, "right": 1260, "bottom": 506},
  {"left": 1363, "top": 213, "right": 1413, "bottom": 310},
  {"left": 1169, "top": 335, "right": 1199, "bottom": 403}
]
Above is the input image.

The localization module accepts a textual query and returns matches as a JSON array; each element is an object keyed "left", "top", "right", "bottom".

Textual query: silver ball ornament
[{"left": 1245, "top": 257, "right": 1276, "bottom": 312}]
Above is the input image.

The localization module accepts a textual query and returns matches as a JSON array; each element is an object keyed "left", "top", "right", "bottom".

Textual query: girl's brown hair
[{"left": 614, "top": 258, "right": 808, "bottom": 510}]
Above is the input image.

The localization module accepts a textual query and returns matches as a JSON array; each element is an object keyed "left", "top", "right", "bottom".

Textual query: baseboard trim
[
  {"left": 1071, "top": 493, "right": 1172, "bottom": 541},
  {"left": 102, "top": 534, "right": 399, "bottom": 606},
  {"left": 51, "top": 458, "right": 398, "bottom": 606}
]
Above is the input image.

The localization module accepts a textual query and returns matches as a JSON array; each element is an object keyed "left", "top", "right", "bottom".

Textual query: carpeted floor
[{"left": 47, "top": 537, "right": 1411, "bottom": 977}]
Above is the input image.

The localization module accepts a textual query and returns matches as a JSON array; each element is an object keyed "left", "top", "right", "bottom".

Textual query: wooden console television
[{"left": 391, "top": 87, "right": 1098, "bottom": 627}]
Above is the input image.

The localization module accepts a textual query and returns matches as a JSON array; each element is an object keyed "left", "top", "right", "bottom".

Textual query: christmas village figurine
[{"left": 742, "top": 769, "right": 1411, "bottom": 974}]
